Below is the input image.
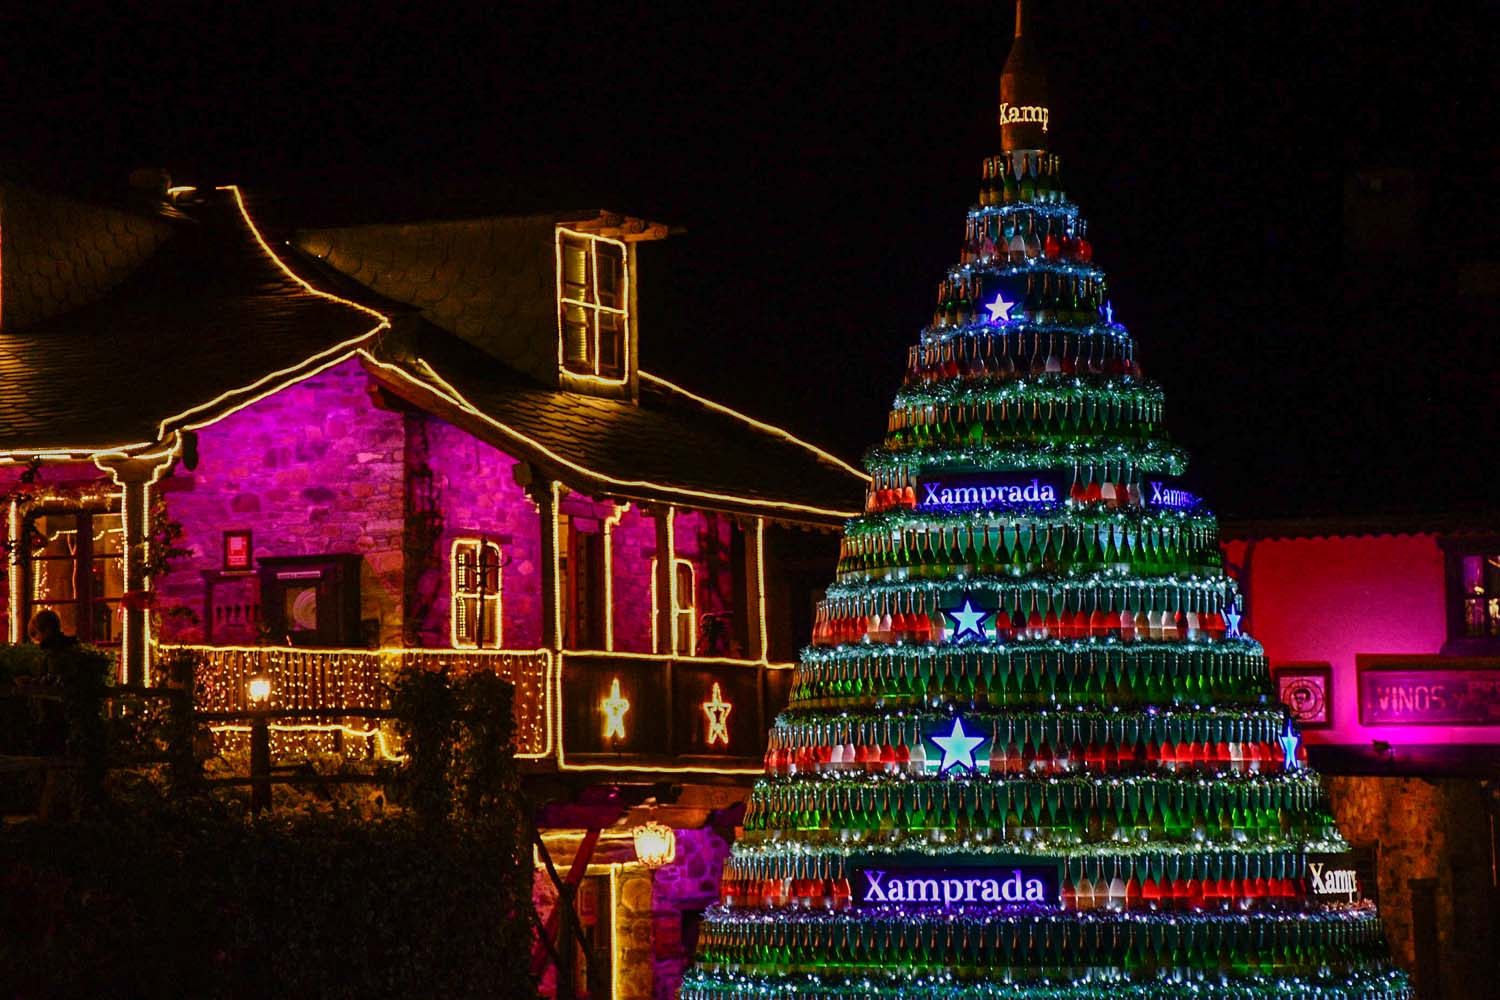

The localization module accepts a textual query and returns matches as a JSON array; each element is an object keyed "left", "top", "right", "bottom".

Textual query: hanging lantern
[{"left": 632, "top": 821, "right": 676, "bottom": 870}]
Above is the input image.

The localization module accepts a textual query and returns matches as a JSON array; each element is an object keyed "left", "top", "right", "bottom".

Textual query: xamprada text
[
  {"left": 860, "top": 869, "right": 1048, "bottom": 905},
  {"left": 999, "top": 103, "right": 1050, "bottom": 133},
  {"left": 921, "top": 479, "right": 1057, "bottom": 507},
  {"left": 1308, "top": 862, "right": 1359, "bottom": 899}
]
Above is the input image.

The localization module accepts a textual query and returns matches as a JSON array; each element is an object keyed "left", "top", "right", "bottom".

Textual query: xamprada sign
[
  {"left": 999, "top": 102, "right": 1050, "bottom": 134},
  {"left": 1306, "top": 853, "right": 1364, "bottom": 903},
  {"left": 917, "top": 473, "right": 1067, "bottom": 510},
  {"left": 915, "top": 472, "right": 1204, "bottom": 512},
  {"left": 1147, "top": 480, "right": 1203, "bottom": 511},
  {"left": 851, "top": 862, "right": 1060, "bottom": 908}
]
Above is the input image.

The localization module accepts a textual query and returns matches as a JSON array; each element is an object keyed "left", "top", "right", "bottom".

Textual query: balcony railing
[
  {"left": 163, "top": 645, "right": 551, "bottom": 758},
  {"left": 557, "top": 651, "right": 793, "bottom": 771},
  {"left": 163, "top": 644, "right": 794, "bottom": 774}
]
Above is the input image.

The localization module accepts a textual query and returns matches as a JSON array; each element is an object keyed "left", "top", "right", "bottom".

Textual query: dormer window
[{"left": 557, "top": 229, "right": 628, "bottom": 381}]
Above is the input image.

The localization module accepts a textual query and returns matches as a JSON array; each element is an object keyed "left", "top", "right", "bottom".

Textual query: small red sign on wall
[{"left": 223, "top": 530, "right": 252, "bottom": 571}]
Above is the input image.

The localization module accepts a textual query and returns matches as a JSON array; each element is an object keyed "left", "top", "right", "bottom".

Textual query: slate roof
[
  {"left": 0, "top": 186, "right": 383, "bottom": 453},
  {"left": 0, "top": 183, "right": 865, "bottom": 521},
  {"left": 364, "top": 324, "right": 864, "bottom": 521},
  {"left": 0, "top": 182, "right": 174, "bottom": 331}
]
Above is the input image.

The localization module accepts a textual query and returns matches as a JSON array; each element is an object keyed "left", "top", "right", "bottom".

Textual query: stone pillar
[
  {"left": 96, "top": 454, "right": 173, "bottom": 686},
  {"left": 616, "top": 868, "right": 656, "bottom": 1000}
]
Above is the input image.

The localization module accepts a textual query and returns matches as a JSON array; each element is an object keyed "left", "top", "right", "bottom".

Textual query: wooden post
[
  {"left": 744, "top": 517, "right": 767, "bottom": 662},
  {"left": 96, "top": 454, "right": 173, "bottom": 686},
  {"left": 249, "top": 706, "right": 271, "bottom": 813},
  {"left": 1409, "top": 876, "right": 1440, "bottom": 999},
  {"left": 520, "top": 474, "right": 563, "bottom": 653},
  {"left": 654, "top": 507, "right": 675, "bottom": 656}
]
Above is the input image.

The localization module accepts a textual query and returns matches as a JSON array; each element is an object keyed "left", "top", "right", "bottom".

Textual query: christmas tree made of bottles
[{"left": 683, "top": 8, "right": 1410, "bottom": 1000}]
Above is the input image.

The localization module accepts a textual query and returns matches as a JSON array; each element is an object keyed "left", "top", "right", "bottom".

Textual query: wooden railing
[{"left": 162, "top": 645, "right": 551, "bottom": 757}]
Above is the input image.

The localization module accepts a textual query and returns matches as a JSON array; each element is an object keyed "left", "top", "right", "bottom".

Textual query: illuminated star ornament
[
  {"left": 1224, "top": 606, "right": 1243, "bottom": 638},
  {"left": 702, "top": 682, "right": 733, "bottom": 746},
  {"left": 985, "top": 291, "right": 1016, "bottom": 323},
  {"left": 931, "top": 716, "right": 987, "bottom": 775},
  {"left": 601, "top": 677, "right": 631, "bottom": 739},
  {"left": 943, "top": 592, "right": 989, "bottom": 643},
  {"left": 1279, "top": 719, "right": 1302, "bottom": 771}
]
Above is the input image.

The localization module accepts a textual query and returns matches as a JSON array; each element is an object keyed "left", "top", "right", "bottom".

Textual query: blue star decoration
[
  {"left": 943, "top": 593, "right": 989, "bottom": 643},
  {"left": 1224, "top": 606, "right": 1242, "bottom": 638},
  {"left": 931, "top": 716, "right": 987, "bottom": 776},
  {"left": 985, "top": 291, "right": 1015, "bottom": 323},
  {"left": 1279, "top": 719, "right": 1302, "bottom": 771}
]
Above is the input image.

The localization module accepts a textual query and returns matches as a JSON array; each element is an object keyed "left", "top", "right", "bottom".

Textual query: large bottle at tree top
[{"left": 683, "top": 6, "right": 1410, "bottom": 999}]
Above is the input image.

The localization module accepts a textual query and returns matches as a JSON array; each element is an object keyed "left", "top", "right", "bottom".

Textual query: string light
[
  {"left": 702, "top": 682, "right": 733, "bottom": 746},
  {"left": 602, "top": 502, "right": 630, "bottom": 650},
  {"left": 167, "top": 643, "right": 552, "bottom": 759},
  {"left": 359, "top": 353, "right": 861, "bottom": 521},
  {"left": 602, "top": 677, "right": 631, "bottom": 739},
  {"left": 555, "top": 227, "right": 632, "bottom": 388}
]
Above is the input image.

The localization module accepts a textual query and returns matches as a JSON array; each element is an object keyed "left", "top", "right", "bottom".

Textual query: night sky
[{"left": 5, "top": 2, "right": 1498, "bottom": 519}]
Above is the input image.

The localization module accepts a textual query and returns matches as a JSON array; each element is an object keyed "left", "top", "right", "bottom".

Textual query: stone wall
[
  {"left": 149, "top": 358, "right": 551, "bottom": 651},
  {"left": 155, "top": 358, "right": 408, "bottom": 645},
  {"left": 1326, "top": 775, "right": 1499, "bottom": 999},
  {"left": 647, "top": 827, "right": 733, "bottom": 1000},
  {"left": 406, "top": 414, "right": 544, "bottom": 649}
]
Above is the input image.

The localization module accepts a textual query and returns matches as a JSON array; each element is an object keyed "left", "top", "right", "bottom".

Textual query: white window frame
[
  {"left": 650, "top": 556, "right": 697, "bottom": 656},
  {"left": 556, "top": 227, "right": 630, "bottom": 383},
  {"left": 451, "top": 537, "right": 503, "bottom": 649}
]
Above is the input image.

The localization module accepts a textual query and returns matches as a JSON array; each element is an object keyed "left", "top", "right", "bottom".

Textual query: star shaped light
[
  {"left": 1279, "top": 719, "right": 1302, "bottom": 771},
  {"left": 943, "top": 593, "right": 989, "bottom": 643},
  {"left": 601, "top": 677, "right": 630, "bottom": 740},
  {"left": 1224, "top": 607, "right": 1242, "bottom": 638},
  {"left": 702, "top": 682, "right": 733, "bottom": 747},
  {"left": 985, "top": 291, "right": 1015, "bottom": 323},
  {"left": 931, "top": 716, "right": 987, "bottom": 775}
]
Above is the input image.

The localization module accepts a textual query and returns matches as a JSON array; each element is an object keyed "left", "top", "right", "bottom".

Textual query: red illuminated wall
[{"left": 1224, "top": 533, "right": 1499, "bottom": 746}]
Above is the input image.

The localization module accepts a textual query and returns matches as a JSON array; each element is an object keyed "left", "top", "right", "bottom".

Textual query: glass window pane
[
  {"left": 36, "top": 603, "right": 80, "bottom": 637},
  {"left": 595, "top": 244, "right": 624, "bottom": 309},
  {"left": 562, "top": 239, "right": 590, "bottom": 300},
  {"left": 91, "top": 600, "right": 120, "bottom": 645},
  {"left": 33, "top": 513, "right": 79, "bottom": 560},
  {"left": 92, "top": 513, "right": 124, "bottom": 556},
  {"left": 563, "top": 310, "right": 592, "bottom": 370},
  {"left": 597, "top": 311, "right": 623, "bottom": 376}
]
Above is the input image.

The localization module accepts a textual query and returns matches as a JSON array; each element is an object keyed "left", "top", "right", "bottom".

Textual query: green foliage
[
  {"left": 0, "top": 642, "right": 46, "bottom": 685},
  {"left": 1, "top": 666, "right": 535, "bottom": 998},
  {"left": 0, "top": 804, "right": 536, "bottom": 998},
  {"left": 389, "top": 666, "right": 459, "bottom": 826}
]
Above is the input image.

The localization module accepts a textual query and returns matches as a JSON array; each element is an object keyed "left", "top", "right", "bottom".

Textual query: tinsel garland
[{"left": 863, "top": 438, "right": 1190, "bottom": 478}]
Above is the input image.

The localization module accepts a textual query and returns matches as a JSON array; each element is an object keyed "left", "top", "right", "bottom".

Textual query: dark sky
[{"left": 5, "top": 2, "right": 1498, "bottom": 519}]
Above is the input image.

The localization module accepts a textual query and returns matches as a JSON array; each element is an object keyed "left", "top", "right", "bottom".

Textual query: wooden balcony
[
  {"left": 165, "top": 645, "right": 792, "bottom": 775},
  {"left": 556, "top": 651, "right": 792, "bottom": 773},
  {"left": 166, "top": 645, "right": 551, "bottom": 758}
]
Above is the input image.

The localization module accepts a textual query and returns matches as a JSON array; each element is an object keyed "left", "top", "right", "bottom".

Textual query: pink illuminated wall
[
  {"left": 6, "top": 358, "right": 758, "bottom": 661},
  {"left": 407, "top": 415, "right": 543, "bottom": 649},
  {"left": 154, "top": 357, "right": 545, "bottom": 649},
  {"left": 1224, "top": 533, "right": 1498, "bottom": 745}
]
